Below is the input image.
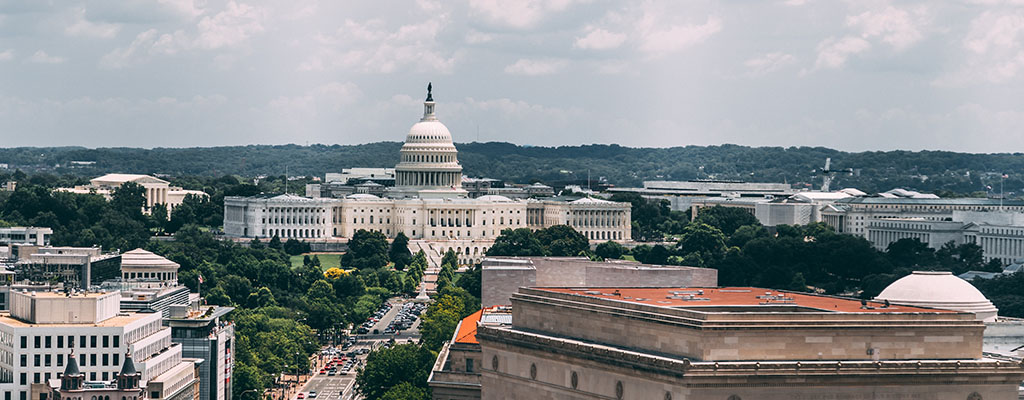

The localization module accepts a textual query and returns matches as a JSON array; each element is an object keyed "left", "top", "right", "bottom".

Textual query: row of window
[
  {"left": 18, "top": 370, "right": 114, "bottom": 385},
  {"left": 19, "top": 335, "right": 119, "bottom": 350},
  {"left": 19, "top": 353, "right": 119, "bottom": 368}
]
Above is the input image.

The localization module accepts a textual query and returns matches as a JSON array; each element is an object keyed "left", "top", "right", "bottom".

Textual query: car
[
  {"left": 296, "top": 394, "right": 305, "bottom": 399},
  {"left": 327, "top": 371, "right": 336, "bottom": 376},
  {"left": 308, "top": 392, "right": 317, "bottom": 399},
  {"left": 319, "top": 370, "right": 326, "bottom": 375}
]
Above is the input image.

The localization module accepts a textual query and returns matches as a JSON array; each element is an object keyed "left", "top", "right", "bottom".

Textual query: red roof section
[
  {"left": 535, "top": 287, "right": 957, "bottom": 314},
  {"left": 454, "top": 309, "right": 483, "bottom": 344}
]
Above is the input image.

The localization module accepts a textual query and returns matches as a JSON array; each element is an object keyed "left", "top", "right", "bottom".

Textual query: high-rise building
[{"left": 165, "top": 304, "right": 234, "bottom": 400}]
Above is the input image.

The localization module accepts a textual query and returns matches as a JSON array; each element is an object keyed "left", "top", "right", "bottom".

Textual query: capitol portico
[{"left": 223, "top": 85, "right": 631, "bottom": 263}]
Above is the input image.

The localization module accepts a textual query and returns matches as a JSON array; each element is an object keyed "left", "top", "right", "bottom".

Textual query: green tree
[
  {"left": 419, "top": 292, "right": 467, "bottom": 351},
  {"left": 343, "top": 229, "right": 390, "bottom": 269},
  {"left": 389, "top": 232, "right": 412, "bottom": 270},
  {"left": 355, "top": 344, "right": 434, "bottom": 400},
  {"left": 536, "top": 225, "right": 589, "bottom": 257},
  {"left": 694, "top": 206, "right": 760, "bottom": 236},
  {"left": 487, "top": 228, "right": 545, "bottom": 256},
  {"left": 379, "top": 382, "right": 429, "bottom": 400},
  {"left": 675, "top": 222, "right": 727, "bottom": 266},
  {"left": 456, "top": 263, "right": 482, "bottom": 299},
  {"left": 728, "top": 224, "right": 769, "bottom": 248},
  {"left": 594, "top": 241, "right": 625, "bottom": 260},
  {"left": 268, "top": 235, "right": 282, "bottom": 250}
]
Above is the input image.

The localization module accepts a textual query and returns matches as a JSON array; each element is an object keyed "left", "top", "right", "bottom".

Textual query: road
[{"left": 297, "top": 298, "right": 426, "bottom": 400}]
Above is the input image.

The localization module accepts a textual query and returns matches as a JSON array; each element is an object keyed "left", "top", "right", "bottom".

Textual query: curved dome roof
[
  {"left": 406, "top": 120, "right": 453, "bottom": 145},
  {"left": 476, "top": 195, "right": 513, "bottom": 202},
  {"left": 346, "top": 193, "right": 381, "bottom": 200},
  {"left": 875, "top": 271, "right": 997, "bottom": 321}
]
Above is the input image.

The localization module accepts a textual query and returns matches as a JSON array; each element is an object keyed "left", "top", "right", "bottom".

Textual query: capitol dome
[
  {"left": 391, "top": 83, "right": 466, "bottom": 199},
  {"left": 874, "top": 271, "right": 998, "bottom": 321}
]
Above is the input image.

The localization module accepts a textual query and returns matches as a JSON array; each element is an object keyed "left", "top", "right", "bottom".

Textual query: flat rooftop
[
  {"left": 0, "top": 311, "right": 153, "bottom": 328},
  {"left": 535, "top": 287, "right": 957, "bottom": 314}
]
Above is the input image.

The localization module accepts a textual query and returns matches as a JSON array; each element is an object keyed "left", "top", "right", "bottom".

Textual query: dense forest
[{"left": 2, "top": 143, "right": 1024, "bottom": 195}]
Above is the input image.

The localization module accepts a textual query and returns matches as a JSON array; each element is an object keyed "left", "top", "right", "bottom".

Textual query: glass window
[
  {"left": 102, "top": 336, "right": 109, "bottom": 348},
  {"left": 33, "top": 355, "right": 39, "bottom": 367},
  {"left": 45, "top": 336, "right": 51, "bottom": 348},
  {"left": 90, "top": 354, "right": 96, "bottom": 366},
  {"left": 33, "top": 336, "right": 39, "bottom": 348},
  {"left": 57, "top": 354, "right": 63, "bottom": 367},
  {"left": 113, "top": 336, "right": 120, "bottom": 348},
  {"left": 102, "top": 354, "right": 108, "bottom": 366},
  {"left": 19, "top": 337, "right": 25, "bottom": 349},
  {"left": 18, "top": 374, "right": 25, "bottom": 385},
  {"left": 90, "top": 336, "right": 97, "bottom": 348},
  {"left": 57, "top": 336, "right": 63, "bottom": 348},
  {"left": 80, "top": 336, "right": 86, "bottom": 348},
  {"left": 44, "top": 354, "right": 50, "bottom": 367}
]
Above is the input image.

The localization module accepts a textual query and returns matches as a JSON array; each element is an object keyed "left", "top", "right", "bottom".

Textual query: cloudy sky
[{"left": 0, "top": 0, "right": 1022, "bottom": 152}]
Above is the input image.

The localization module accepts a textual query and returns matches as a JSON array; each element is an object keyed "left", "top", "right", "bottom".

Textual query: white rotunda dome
[
  {"left": 874, "top": 271, "right": 998, "bottom": 321},
  {"left": 406, "top": 120, "right": 453, "bottom": 144}
]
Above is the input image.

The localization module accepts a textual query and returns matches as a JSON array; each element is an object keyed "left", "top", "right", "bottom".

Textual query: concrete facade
[
  {"left": 475, "top": 287, "right": 1024, "bottom": 400},
  {"left": 481, "top": 257, "right": 718, "bottom": 308}
]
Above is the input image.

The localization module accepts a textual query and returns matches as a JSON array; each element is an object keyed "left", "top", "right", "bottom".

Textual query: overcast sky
[{"left": 0, "top": 0, "right": 1022, "bottom": 152}]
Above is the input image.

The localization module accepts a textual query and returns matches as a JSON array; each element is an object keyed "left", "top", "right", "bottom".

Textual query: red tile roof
[{"left": 454, "top": 309, "right": 483, "bottom": 344}]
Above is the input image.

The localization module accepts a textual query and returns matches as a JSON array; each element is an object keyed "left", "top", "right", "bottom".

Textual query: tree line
[{"left": 4, "top": 142, "right": 1024, "bottom": 194}]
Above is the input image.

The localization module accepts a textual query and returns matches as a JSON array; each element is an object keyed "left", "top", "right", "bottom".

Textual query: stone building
[
  {"left": 223, "top": 86, "right": 632, "bottom": 262},
  {"left": 56, "top": 174, "right": 207, "bottom": 215},
  {"left": 475, "top": 286, "right": 1024, "bottom": 399},
  {"left": 0, "top": 291, "right": 197, "bottom": 400},
  {"left": 480, "top": 257, "right": 718, "bottom": 308}
]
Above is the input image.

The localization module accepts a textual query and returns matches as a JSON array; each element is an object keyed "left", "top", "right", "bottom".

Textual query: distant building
[
  {"left": 821, "top": 196, "right": 1024, "bottom": 237},
  {"left": 0, "top": 227, "right": 52, "bottom": 247},
  {"left": 10, "top": 246, "right": 120, "bottom": 289},
  {"left": 56, "top": 174, "right": 208, "bottom": 215},
  {"left": 462, "top": 178, "right": 503, "bottom": 198},
  {"left": 307, "top": 168, "right": 396, "bottom": 199},
  {"left": 862, "top": 210, "right": 1024, "bottom": 264},
  {"left": 224, "top": 87, "right": 632, "bottom": 267}
]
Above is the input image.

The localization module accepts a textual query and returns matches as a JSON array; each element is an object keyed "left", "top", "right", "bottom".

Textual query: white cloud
[
  {"left": 936, "top": 11, "right": 1024, "bottom": 84},
  {"left": 814, "top": 36, "right": 871, "bottom": 69},
  {"left": 65, "top": 9, "right": 121, "bottom": 39},
  {"left": 269, "top": 82, "right": 363, "bottom": 116},
  {"left": 504, "top": 58, "right": 569, "bottom": 76},
  {"left": 464, "top": 30, "right": 493, "bottom": 44},
  {"left": 28, "top": 50, "right": 65, "bottom": 64},
  {"left": 193, "top": 1, "right": 266, "bottom": 49},
  {"left": 157, "top": 0, "right": 204, "bottom": 19},
  {"left": 468, "top": 0, "right": 583, "bottom": 29},
  {"left": 574, "top": 28, "right": 627, "bottom": 50},
  {"left": 100, "top": 29, "right": 188, "bottom": 69},
  {"left": 0, "top": 49, "right": 13, "bottom": 61},
  {"left": 745, "top": 52, "right": 797, "bottom": 76},
  {"left": 637, "top": 16, "right": 722, "bottom": 55},
  {"left": 846, "top": 5, "right": 928, "bottom": 50},
  {"left": 783, "top": 0, "right": 811, "bottom": 6},
  {"left": 298, "top": 18, "right": 458, "bottom": 74}
]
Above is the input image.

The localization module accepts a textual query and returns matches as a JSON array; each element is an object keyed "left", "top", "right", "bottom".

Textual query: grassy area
[
  {"left": 622, "top": 255, "right": 636, "bottom": 261},
  {"left": 290, "top": 253, "right": 344, "bottom": 271}
]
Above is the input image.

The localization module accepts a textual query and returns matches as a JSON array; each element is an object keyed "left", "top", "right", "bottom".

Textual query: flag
[{"left": 198, "top": 274, "right": 204, "bottom": 284}]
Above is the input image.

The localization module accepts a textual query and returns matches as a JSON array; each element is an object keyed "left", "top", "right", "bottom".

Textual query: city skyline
[{"left": 1, "top": 1, "right": 1022, "bottom": 153}]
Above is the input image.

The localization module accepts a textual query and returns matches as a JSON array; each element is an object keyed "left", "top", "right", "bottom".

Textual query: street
[{"left": 294, "top": 298, "right": 427, "bottom": 400}]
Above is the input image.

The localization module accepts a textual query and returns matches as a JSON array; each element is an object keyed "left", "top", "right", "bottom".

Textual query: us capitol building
[{"left": 223, "top": 85, "right": 631, "bottom": 264}]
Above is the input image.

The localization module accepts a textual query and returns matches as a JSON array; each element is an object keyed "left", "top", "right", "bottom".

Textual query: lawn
[{"left": 290, "top": 253, "right": 345, "bottom": 271}]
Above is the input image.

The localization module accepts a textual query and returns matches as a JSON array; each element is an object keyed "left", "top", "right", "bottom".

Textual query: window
[
  {"left": 19, "top": 355, "right": 25, "bottom": 368},
  {"left": 44, "top": 354, "right": 50, "bottom": 367},
  {"left": 114, "top": 354, "right": 119, "bottom": 366},
  {"left": 102, "top": 354, "right": 109, "bottom": 366},
  {"left": 79, "top": 354, "right": 85, "bottom": 367},
  {"left": 113, "top": 336, "right": 120, "bottom": 348},
  {"left": 18, "top": 374, "right": 25, "bottom": 385},
  {"left": 90, "top": 336, "right": 97, "bottom": 348},
  {"left": 33, "top": 355, "right": 39, "bottom": 367},
  {"left": 20, "top": 391, "right": 25, "bottom": 400},
  {"left": 151, "top": 392, "right": 160, "bottom": 399},
  {"left": 90, "top": 354, "right": 96, "bottom": 366},
  {"left": 57, "top": 354, "right": 63, "bottom": 367},
  {"left": 19, "top": 337, "right": 25, "bottom": 349},
  {"left": 102, "top": 336, "right": 109, "bottom": 348},
  {"left": 68, "top": 336, "right": 74, "bottom": 348},
  {"left": 89, "top": 372, "right": 96, "bottom": 381},
  {"left": 466, "top": 358, "right": 474, "bottom": 373},
  {"left": 45, "top": 336, "right": 51, "bottom": 348},
  {"left": 102, "top": 372, "right": 108, "bottom": 381},
  {"left": 80, "top": 336, "right": 86, "bottom": 348},
  {"left": 33, "top": 336, "right": 40, "bottom": 348},
  {"left": 32, "top": 373, "right": 38, "bottom": 384},
  {"left": 58, "top": 336, "right": 64, "bottom": 348}
]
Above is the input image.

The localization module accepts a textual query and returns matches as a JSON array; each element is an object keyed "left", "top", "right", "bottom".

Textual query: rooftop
[
  {"left": 535, "top": 287, "right": 958, "bottom": 314},
  {"left": 837, "top": 197, "right": 1024, "bottom": 206}
]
